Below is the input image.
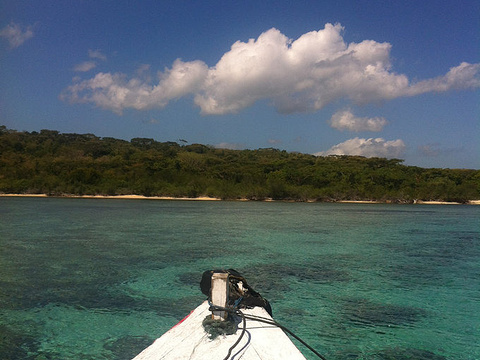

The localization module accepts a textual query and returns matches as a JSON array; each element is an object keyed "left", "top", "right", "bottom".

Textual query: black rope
[
  {"left": 209, "top": 304, "right": 328, "bottom": 360},
  {"left": 242, "top": 313, "right": 328, "bottom": 360},
  {"left": 223, "top": 309, "right": 246, "bottom": 360}
]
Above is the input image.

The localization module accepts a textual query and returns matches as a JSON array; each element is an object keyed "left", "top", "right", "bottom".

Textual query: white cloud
[
  {"left": 0, "top": 22, "right": 34, "bottom": 48},
  {"left": 61, "top": 24, "right": 480, "bottom": 115},
  {"left": 74, "top": 61, "right": 97, "bottom": 72},
  {"left": 88, "top": 49, "right": 107, "bottom": 61},
  {"left": 329, "top": 109, "right": 387, "bottom": 132},
  {"left": 315, "top": 137, "right": 406, "bottom": 158},
  {"left": 61, "top": 59, "right": 208, "bottom": 114},
  {"left": 406, "top": 62, "right": 480, "bottom": 95},
  {"left": 73, "top": 50, "right": 108, "bottom": 72}
]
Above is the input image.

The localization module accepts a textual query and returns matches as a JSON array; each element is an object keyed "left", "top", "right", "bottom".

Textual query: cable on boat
[
  {"left": 241, "top": 313, "right": 328, "bottom": 360},
  {"left": 209, "top": 304, "right": 328, "bottom": 360},
  {"left": 222, "top": 309, "right": 246, "bottom": 360}
]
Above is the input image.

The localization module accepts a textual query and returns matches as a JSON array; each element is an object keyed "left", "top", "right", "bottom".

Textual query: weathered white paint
[
  {"left": 211, "top": 272, "right": 229, "bottom": 320},
  {"left": 132, "top": 301, "right": 307, "bottom": 360}
]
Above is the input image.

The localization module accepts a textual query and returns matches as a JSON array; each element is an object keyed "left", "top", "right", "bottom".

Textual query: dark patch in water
[
  {"left": 399, "top": 230, "right": 479, "bottom": 262},
  {"left": 382, "top": 228, "right": 480, "bottom": 288},
  {"left": 0, "top": 243, "right": 144, "bottom": 311},
  {"left": 0, "top": 325, "right": 45, "bottom": 360},
  {"left": 371, "top": 347, "right": 447, "bottom": 360},
  {"left": 342, "top": 298, "right": 426, "bottom": 328},
  {"left": 248, "top": 262, "right": 350, "bottom": 286},
  {"left": 279, "top": 307, "right": 309, "bottom": 317},
  {"left": 390, "top": 263, "right": 444, "bottom": 287},
  {"left": 329, "top": 348, "right": 363, "bottom": 359},
  {"left": 1, "top": 243, "right": 210, "bottom": 316},
  {"left": 164, "top": 295, "right": 206, "bottom": 319},
  {"left": 331, "top": 347, "right": 447, "bottom": 360},
  {"left": 298, "top": 265, "right": 350, "bottom": 283},
  {"left": 177, "top": 271, "right": 203, "bottom": 287},
  {"left": 103, "top": 335, "right": 154, "bottom": 360}
]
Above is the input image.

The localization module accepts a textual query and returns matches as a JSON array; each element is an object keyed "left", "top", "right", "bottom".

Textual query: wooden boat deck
[{"left": 132, "top": 301, "right": 307, "bottom": 360}]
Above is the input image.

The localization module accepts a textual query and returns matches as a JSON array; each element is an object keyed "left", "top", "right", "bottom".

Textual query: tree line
[{"left": 1, "top": 126, "right": 479, "bottom": 202}]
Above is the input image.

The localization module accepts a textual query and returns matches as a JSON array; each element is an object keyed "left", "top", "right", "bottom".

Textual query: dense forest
[{"left": 1, "top": 126, "right": 479, "bottom": 203}]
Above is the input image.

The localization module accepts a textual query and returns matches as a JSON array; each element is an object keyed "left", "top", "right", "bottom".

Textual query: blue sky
[{"left": 1, "top": 0, "right": 479, "bottom": 169}]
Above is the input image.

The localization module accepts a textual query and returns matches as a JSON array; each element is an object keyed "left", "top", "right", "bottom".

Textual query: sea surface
[{"left": 0, "top": 197, "right": 479, "bottom": 360}]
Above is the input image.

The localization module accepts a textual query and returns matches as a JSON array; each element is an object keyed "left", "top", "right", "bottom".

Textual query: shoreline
[
  {"left": 0, "top": 194, "right": 221, "bottom": 201},
  {"left": 1, "top": 194, "right": 479, "bottom": 205}
]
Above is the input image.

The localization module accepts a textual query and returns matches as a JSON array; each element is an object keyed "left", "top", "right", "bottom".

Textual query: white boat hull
[{"left": 132, "top": 301, "right": 307, "bottom": 360}]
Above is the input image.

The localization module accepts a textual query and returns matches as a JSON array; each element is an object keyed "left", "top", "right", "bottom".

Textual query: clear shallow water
[{"left": 0, "top": 198, "right": 479, "bottom": 360}]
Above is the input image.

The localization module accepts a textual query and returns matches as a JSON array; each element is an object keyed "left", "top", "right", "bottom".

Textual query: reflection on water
[{"left": 0, "top": 198, "right": 478, "bottom": 359}]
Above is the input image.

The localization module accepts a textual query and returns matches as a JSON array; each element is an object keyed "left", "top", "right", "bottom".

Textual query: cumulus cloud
[
  {"left": 315, "top": 137, "right": 406, "bottom": 158},
  {"left": 61, "top": 59, "right": 208, "bottom": 114},
  {"left": 61, "top": 24, "right": 480, "bottom": 114},
  {"left": 0, "top": 22, "right": 34, "bottom": 48},
  {"left": 329, "top": 109, "right": 387, "bottom": 132},
  {"left": 406, "top": 62, "right": 480, "bottom": 95}
]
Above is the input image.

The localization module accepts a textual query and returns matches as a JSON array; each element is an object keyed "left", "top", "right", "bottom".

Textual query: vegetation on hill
[{"left": 1, "top": 126, "right": 479, "bottom": 202}]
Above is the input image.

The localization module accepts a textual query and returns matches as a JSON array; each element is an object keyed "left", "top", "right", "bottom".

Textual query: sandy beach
[
  {"left": 1, "top": 194, "right": 479, "bottom": 204},
  {"left": 414, "top": 200, "right": 461, "bottom": 205},
  {"left": 0, "top": 194, "right": 49, "bottom": 197},
  {"left": 0, "top": 194, "right": 221, "bottom": 201},
  {"left": 71, "top": 195, "right": 222, "bottom": 201}
]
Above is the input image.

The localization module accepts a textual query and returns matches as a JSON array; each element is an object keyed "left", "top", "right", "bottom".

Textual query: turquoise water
[{"left": 0, "top": 198, "right": 479, "bottom": 360}]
